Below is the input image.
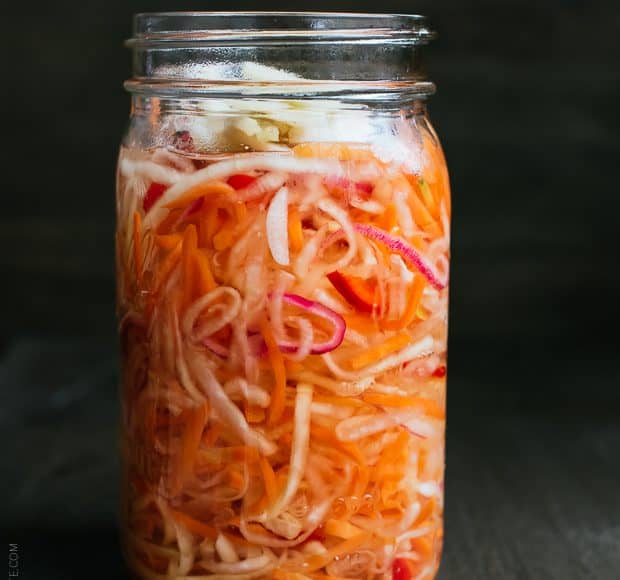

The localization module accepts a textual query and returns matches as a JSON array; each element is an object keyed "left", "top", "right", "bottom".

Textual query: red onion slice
[
  {"left": 276, "top": 293, "right": 346, "bottom": 355},
  {"left": 353, "top": 223, "right": 447, "bottom": 290}
]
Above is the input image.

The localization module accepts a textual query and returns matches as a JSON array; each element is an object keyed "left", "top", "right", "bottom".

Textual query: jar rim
[
  {"left": 125, "top": 12, "right": 436, "bottom": 102},
  {"left": 127, "top": 11, "right": 435, "bottom": 47}
]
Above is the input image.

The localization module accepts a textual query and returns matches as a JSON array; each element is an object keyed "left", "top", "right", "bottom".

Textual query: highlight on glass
[{"left": 117, "top": 12, "right": 450, "bottom": 579}]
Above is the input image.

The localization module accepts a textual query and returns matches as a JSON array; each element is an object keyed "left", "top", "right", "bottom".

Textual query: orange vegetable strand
[
  {"left": 194, "top": 248, "right": 216, "bottom": 293},
  {"left": 261, "top": 319, "right": 287, "bottom": 426},
  {"left": 363, "top": 393, "right": 445, "bottom": 419},
  {"left": 348, "top": 332, "right": 411, "bottom": 370},
  {"left": 288, "top": 206, "right": 304, "bottom": 252},
  {"left": 163, "top": 181, "right": 235, "bottom": 210},
  {"left": 381, "top": 275, "right": 427, "bottom": 331},
  {"left": 181, "top": 224, "right": 198, "bottom": 306}
]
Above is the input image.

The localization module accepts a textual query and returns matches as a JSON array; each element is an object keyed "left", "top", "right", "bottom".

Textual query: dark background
[{"left": 2, "top": 1, "right": 619, "bottom": 579}]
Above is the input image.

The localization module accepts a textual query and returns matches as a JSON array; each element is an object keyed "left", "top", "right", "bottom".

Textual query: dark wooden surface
[{"left": 2, "top": 338, "right": 619, "bottom": 579}]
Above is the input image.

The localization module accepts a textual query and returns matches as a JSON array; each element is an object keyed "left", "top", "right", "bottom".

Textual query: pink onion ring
[
  {"left": 353, "top": 223, "right": 447, "bottom": 290},
  {"left": 276, "top": 294, "right": 346, "bottom": 355}
]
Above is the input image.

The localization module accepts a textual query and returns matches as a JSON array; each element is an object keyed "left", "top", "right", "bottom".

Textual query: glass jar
[{"left": 117, "top": 12, "right": 450, "bottom": 580}]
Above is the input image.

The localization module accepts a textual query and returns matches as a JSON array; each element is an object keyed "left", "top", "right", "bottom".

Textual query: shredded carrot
[
  {"left": 290, "top": 371, "right": 361, "bottom": 399},
  {"left": 181, "top": 225, "right": 198, "bottom": 306},
  {"left": 381, "top": 275, "right": 426, "bottom": 331},
  {"left": 170, "top": 510, "right": 218, "bottom": 540},
  {"left": 273, "top": 570, "right": 313, "bottom": 580},
  {"left": 171, "top": 509, "right": 250, "bottom": 547},
  {"left": 292, "top": 143, "right": 376, "bottom": 161},
  {"left": 415, "top": 497, "right": 438, "bottom": 526},
  {"left": 417, "top": 448, "right": 428, "bottom": 475},
  {"left": 259, "top": 456, "right": 278, "bottom": 506},
  {"left": 193, "top": 248, "right": 216, "bottom": 293},
  {"left": 243, "top": 521, "right": 282, "bottom": 540},
  {"left": 303, "top": 531, "right": 371, "bottom": 572},
  {"left": 155, "top": 233, "right": 182, "bottom": 250},
  {"left": 228, "top": 468, "right": 245, "bottom": 490},
  {"left": 339, "top": 440, "right": 367, "bottom": 470},
  {"left": 205, "top": 207, "right": 222, "bottom": 246},
  {"left": 152, "top": 243, "right": 182, "bottom": 294},
  {"left": 163, "top": 181, "right": 235, "bottom": 210},
  {"left": 261, "top": 319, "right": 287, "bottom": 426},
  {"left": 155, "top": 208, "right": 183, "bottom": 235},
  {"left": 410, "top": 235, "right": 426, "bottom": 251},
  {"left": 363, "top": 393, "right": 445, "bottom": 419},
  {"left": 312, "top": 393, "right": 365, "bottom": 408},
  {"left": 246, "top": 405, "right": 265, "bottom": 424},
  {"left": 373, "top": 177, "right": 394, "bottom": 205},
  {"left": 349, "top": 450, "right": 370, "bottom": 499},
  {"left": 288, "top": 206, "right": 304, "bottom": 252},
  {"left": 341, "top": 313, "right": 379, "bottom": 335},
  {"left": 324, "top": 519, "right": 363, "bottom": 539},
  {"left": 198, "top": 206, "right": 210, "bottom": 248},
  {"left": 243, "top": 445, "right": 260, "bottom": 464},
  {"left": 279, "top": 432, "right": 293, "bottom": 446},
  {"left": 225, "top": 197, "right": 247, "bottom": 223},
  {"left": 380, "top": 481, "right": 406, "bottom": 511},
  {"left": 198, "top": 447, "right": 230, "bottom": 465},
  {"left": 311, "top": 426, "right": 369, "bottom": 498},
  {"left": 169, "top": 403, "right": 208, "bottom": 495},
  {"left": 213, "top": 220, "right": 236, "bottom": 251},
  {"left": 348, "top": 332, "right": 411, "bottom": 370},
  {"left": 285, "top": 360, "right": 304, "bottom": 374},
  {"left": 417, "top": 177, "right": 439, "bottom": 220},
  {"left": 311, "top": 424, "right": 348, "bottom": 453},
  {"left": 411, "top": 535, "right": 434, "bottom": 560},
  {"left": 407, "top": 177, "right": 442, "bottom": 236},
  {"left": 132, "top": 211, "right": 143, "bottom": 285},
  {"left": 377, "top": 202, "right": 398, "bottom": 232},
  {"left": 373, "top": 431, "right": 408, "bottom": 481},
  {"left": 246, "top": 492, "right": 269, "bottom": 519}
]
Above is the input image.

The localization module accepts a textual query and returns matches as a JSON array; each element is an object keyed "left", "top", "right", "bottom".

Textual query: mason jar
[{"left": 117, "top": 12, "right": 450, "bottom": 580}]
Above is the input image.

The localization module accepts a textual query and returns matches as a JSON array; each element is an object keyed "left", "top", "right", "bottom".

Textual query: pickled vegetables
[{"left": 117, "top": 129, "right": 449, "bottom": 579}]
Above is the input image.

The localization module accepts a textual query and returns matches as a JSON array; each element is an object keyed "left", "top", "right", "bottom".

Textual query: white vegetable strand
[
  {"left": 266, "top": 383, "right": 313, "bottom": 518},
  {"left": 266, "top": 186, "right": 290, "bottom": 265}
]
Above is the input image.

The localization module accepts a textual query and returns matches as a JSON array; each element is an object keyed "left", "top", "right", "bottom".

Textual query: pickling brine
[{"left": 118, "top": 12, "right": 450, "bottom": 580}]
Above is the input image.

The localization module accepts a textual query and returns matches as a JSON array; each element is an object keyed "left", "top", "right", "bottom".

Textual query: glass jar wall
[{"left": 117, "top": 12, "right": 450, "bottom": 580}]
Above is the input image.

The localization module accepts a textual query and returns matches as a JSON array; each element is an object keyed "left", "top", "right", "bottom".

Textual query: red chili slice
[
  {"left": 432, "top": 365, "right": 447, "bottom": 378},
  {"left": 356, "top": 181, "right": 374, "bottom": 194},
  {"left": 327, "top": 271, "right": 378, "bottom": 314},
  {"left": 227, "top": 174, "right": 257, "bottom": 190},
  {"left": 143, "top": 182, "right": 167, "bottom": 213},
  {"left": 392, "top": 558, "right": 412, "bottom": 580}
]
